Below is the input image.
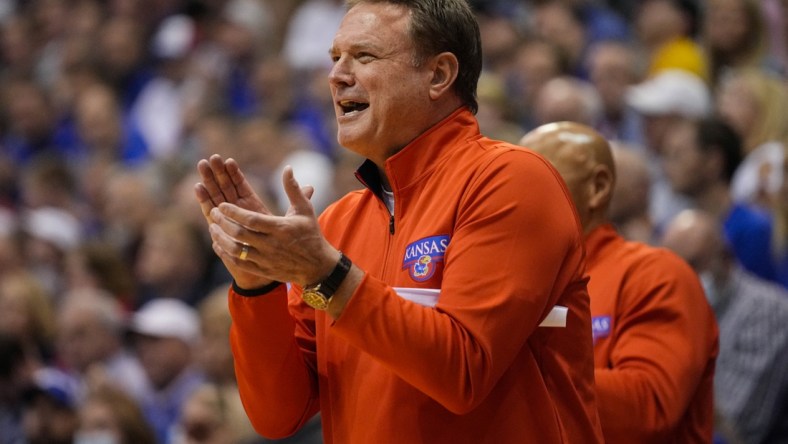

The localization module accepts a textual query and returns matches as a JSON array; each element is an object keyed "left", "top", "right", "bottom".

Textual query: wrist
[
  {"left": 301, "top": 251, "right": 352, "bottom": 310},
  {"left": 304, "top": 249, "right": 343, "bottom": 288},
  {"left": 232, "top": 280, "right": 283, "bottom": 297}
]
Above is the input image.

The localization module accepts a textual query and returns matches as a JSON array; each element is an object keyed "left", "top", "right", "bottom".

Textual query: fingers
[
  {"left": 207, "top": 218, "right": 287, "bottom": 281},
  {"left": 207, "top": 189, "right": 332, "bottom": 286},
  {"left": 196, "top": 158, "right": 225, "bottom": 206},
  {"left": 210, "top": 204, "right": 265, "bottom": 238},
  {"left": 208, "top": 222, "right": 259, "bottom": 266},
  {"left": 209, "top": 154, "right": 241, "bottom": 202},
  {"left": 195, "top": 154, "right": 248, "bottom": 203},
  {"left": 197, "top": 155, "right": 274, "bottom": 217},
  {"left": 222, "top": 157, "right": 259, "bottom": 203},
  {"left": 193, "top": 183, "right": 216, "bottom": 220},
  {"left": 302, "top": 185, "right": 315, "bottom": 200},
  {"left": 206, "top": 165, "right": 319, "bottom": 240},
  {"left": 282, "top": 166, "right": 315, "bottom": 217}
]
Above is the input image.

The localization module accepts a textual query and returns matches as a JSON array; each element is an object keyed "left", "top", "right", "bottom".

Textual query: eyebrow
[{"left": 328, "top": 41, "right": 384, "bottom": 56}]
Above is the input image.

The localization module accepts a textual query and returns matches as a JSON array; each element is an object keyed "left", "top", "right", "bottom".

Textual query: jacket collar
[
  {"left": 355, "top": 108, "right": 481, "bottom": 196},
  {"left": 583, "top": 223, "right": 620, "bottom": 267}
]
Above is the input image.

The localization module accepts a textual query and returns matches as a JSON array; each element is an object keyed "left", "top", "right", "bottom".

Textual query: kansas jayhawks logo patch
[
  {"left": 592, "top": 315, "right": 611, "bottom": 343},
  {"left": 402, "top": 235, "right": 450, "bottom": 282}
]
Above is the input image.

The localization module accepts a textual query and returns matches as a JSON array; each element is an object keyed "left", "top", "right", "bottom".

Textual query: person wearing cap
[
  {"left": 623, "top": 67, "right": 706, "bottom": 160},
  {"left": 130, "top": 298, "right": 204, "bottom": 444},
  {"left": 626, "top": 69, "right": 712, "bottom": 152},
  {"left": 21, "top": 367, "right": 81, "bottom": 444},
  {"left": 22, "top": 205, "right": 83, "bottom": 296},
  {"left": 519, "top": 122, "right": 718, "bottom": 443},
  {"left": 625, "top": 68, "right": 712, "bottom": 236}
]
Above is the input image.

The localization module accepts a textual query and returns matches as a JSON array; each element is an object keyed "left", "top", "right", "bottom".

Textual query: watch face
[{"left": 302, "top": 290, "right": 329, "bottom": 310}]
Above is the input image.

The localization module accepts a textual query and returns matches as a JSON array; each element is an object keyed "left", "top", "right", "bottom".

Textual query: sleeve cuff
[{"left": 232, "top": 280, "right": 284, "bottom": 297}]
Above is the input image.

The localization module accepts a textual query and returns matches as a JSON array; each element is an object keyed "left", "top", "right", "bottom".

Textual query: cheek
[
  {"left": 717, "top": 101, "right": 738, "bottom": 126},
  {"left": 717, "top": 85, "right": 757, "bottom": 133}
]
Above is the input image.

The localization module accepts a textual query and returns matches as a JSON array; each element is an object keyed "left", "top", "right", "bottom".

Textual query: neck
[
  {"left": 582, "top": 212, "right": 608, "bottom": 236},
  {"left": 373, "top": 102, "right": 467, "bottom": 165}
]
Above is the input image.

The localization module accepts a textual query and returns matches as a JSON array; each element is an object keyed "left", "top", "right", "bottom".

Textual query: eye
[{"left": 357, "top": 52, "right": 376, "bottom": 63}]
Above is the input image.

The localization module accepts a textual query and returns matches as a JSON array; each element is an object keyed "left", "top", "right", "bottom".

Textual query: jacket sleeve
[
  {"left": 594, "top": 250, "right": 717, "bottom": 442},
  {"left": 329, "top": 150, "right": 585, "bottom": 414},
  {"left": 228, "top": 284, "right": 320, "bottom": 438}
]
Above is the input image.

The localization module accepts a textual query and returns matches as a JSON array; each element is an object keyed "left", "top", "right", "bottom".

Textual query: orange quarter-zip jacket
[
  {"left": 586, "top": 223, "right": 719, "bottom": 443},
  {"left": 228, "top": 108, "right": 604, "bottom": 443}
]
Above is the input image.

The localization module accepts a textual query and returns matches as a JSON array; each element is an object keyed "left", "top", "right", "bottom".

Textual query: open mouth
[{"left": 339, "top": 100, "right": 369, "bottom": 116}]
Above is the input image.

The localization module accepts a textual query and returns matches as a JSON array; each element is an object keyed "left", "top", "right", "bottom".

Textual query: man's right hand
[{"left": 194, "top": 154, "right": 275, "bottom": 289}]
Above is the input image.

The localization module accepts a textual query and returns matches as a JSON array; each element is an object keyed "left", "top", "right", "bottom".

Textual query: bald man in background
[{"left": 519, "top": 122, "right": 718, "bottom": 443}]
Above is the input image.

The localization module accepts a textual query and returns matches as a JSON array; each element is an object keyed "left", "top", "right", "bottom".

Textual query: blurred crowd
[{"left": 0, "top": 0, "right": 787, "bottom": 443}]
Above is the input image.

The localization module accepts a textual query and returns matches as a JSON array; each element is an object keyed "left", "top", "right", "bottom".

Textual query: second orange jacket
[{"left": 586, "top": 223, "right": 719, "bottom": 443}]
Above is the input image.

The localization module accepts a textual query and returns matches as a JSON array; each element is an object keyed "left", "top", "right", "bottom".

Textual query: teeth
[{"left": 339, "top": 99, "right": 368, "bottom": 116}]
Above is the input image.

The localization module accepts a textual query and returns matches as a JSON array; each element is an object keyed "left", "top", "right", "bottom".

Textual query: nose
[{"left": 328, "top": 54, "right": 354, "bottom": 88}]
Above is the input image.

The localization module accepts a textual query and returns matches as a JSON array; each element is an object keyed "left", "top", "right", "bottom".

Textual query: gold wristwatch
[{"left": 301, "top": 252, "right": 352, "bottom": 310}]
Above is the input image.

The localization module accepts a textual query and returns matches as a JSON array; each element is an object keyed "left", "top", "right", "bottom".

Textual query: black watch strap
[{"left": 315, "top": 251, "right": 352, "bottom": 297}]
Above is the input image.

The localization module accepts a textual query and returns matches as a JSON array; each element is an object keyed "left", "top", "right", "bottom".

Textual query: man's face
[
  {"left": 134, "top": 334, "right": 191, "bottom": 390},
  {"left": 705, "top": 0, "right": 750, "bottom": 54},
  {"left": 661, "top": 121, "right": 706, "bottom": 196},
  {"left": 23, "top": 395, "right": 78, "bottom": 444},
  {"left": 715, "top": 76, "right": 756, "bottom": 143},
  {"left": 328, "top": 3, "right": 435, "bottom": 161},
  {"left": 636, "top": 0, "right": 684, "bottom": 44},
  {"left": 57, "top": 308, "right": 113, "bottom": 373},
  {"left": 588, "top": 45, "right": 633, "bottom": 113},
  {"left": 642, "top": 113, "right": 681, "bottom": 154}
]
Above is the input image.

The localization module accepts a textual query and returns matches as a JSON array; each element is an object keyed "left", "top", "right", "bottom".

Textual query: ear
[
  {"left": 587, "top": 165, "right": 614, "bottom": 212},
  {"left": 428, "top": 52, "right": 459, "bottom": 100}
]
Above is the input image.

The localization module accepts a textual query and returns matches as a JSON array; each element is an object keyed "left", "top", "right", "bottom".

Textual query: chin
[
  {"left": 336, "top": 131, "right": 356, "bottom": 149},
  {"left": 337, "top": 130, "right": 368, "bottom": 151}
]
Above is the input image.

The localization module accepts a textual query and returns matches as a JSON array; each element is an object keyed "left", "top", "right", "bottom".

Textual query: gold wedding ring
[{"left": 239, "top": 243, "right": 250, "bottom": 261}]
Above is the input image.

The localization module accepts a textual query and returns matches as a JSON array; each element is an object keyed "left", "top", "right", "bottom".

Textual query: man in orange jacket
[
  {"left": 520, "top": 121, "right": 719, "bottom": 443},
  {"left": 193, "top": 1, "right": 603, "bottom": 443}
]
